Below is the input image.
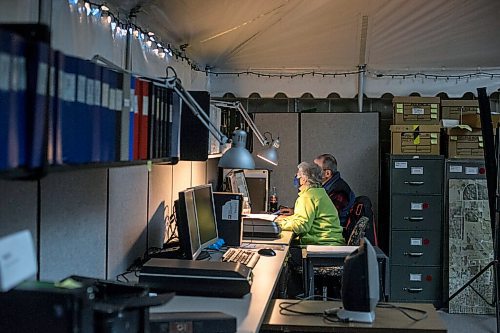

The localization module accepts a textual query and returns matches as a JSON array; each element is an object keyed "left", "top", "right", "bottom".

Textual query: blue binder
[{"left": 60, "top": 54, "right": 80, "bottom": 164}]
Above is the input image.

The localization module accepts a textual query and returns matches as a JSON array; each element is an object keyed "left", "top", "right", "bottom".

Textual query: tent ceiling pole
[{"left": 358, "top": 65, "right": 365, "bottom": 112}]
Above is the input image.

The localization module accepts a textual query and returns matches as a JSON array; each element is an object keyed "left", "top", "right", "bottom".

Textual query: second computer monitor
[
  {"left": 192, "top": 184, "right": 219, "bottom": 249},
  {"left": 227, "top": 170, "right": 251, "bottom": 204}
]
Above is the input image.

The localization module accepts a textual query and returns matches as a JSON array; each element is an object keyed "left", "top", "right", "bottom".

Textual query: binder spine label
[
  {"left": 109, "top": 87, "right": 116, "bottom": 110},
  {"left": 63, "top": 72, "right": 76, "bottom": 102},
  {"left": 0, "top": 53, "right": 9, "bottom": 91},
  {"left": 94, "top": 80, "right": 101, "bottom": 107},
  {"left": 36, "top": 63, "right": 48, "bottom": 95},
  {"left": 77, "top": 74, "right": 86, "bottom": 103},
  {"left": 48, "top": 66, "right": 55, "bottom": 97},
  {"left": 86, "top": 78, "right": 94, "bottom": 105},
  {"left": 12, "top": 56, "right": 26, "bottom": 92},
  {"left": 101, "top": 82, "right": 109, "bottom": 108},
  {"left": 116, "top": 89, "right": 123, "bottom": 112},
  {"left": 143, "top": 96, "right": 149, "bottom": 116}
]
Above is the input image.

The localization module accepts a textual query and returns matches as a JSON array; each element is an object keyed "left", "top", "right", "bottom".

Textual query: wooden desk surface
[{"left": 261, "top": 299, "right": 447, "bottom": 333}]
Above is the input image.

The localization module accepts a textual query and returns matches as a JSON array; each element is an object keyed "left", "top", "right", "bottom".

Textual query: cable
[
  {"left": 377, "top": 302, "right": 428, "bottom": 321},
  {"left": 278, "top": 297, "right": 348, "bottom": 323}
]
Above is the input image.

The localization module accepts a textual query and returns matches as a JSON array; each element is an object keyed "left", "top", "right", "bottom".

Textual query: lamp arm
[
  {"left": 166, "top": 78, "right": 229, "bottom": 145},
  {"left": 91, "top": 54, "right": 132, "bottom": 74},
  {"left": 211, "top": 100, "right": 269, "bottom": 147}
]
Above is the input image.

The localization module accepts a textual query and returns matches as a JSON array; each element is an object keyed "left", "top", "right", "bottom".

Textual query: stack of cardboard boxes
[
  {"left": 390, "top": 97, "right": 441, "bottom": 155},
  {"left": 391, "top": 97, "right": 498, "bottom": 159}
]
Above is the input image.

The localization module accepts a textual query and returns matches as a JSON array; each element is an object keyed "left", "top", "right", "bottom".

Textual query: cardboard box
[
  {"left": 393, "top": 97, "right": 441, "bottom": 125},
  {"left": 441, "top": 100, "right": 479, "bottom": 120},
  {"left": 461, "top": 113, "right": 500, "bottom": 129},
  {"left": 445, "top": 128, "right": 485, "bottom": 159},
  {"left": 390, "top": 125, "right": 441, "bottom": 155}
]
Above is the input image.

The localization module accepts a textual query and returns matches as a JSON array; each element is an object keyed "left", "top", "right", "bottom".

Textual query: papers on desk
[
  {"left": 243, "top": 213, "right": 277, "bottom": 222},
  {"left": 306, "top": 245, "right": 358, "bottom": 255}
]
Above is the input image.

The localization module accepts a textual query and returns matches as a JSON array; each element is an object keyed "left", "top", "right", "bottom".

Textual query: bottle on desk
[
  {"left": 269, "top": 187, "right": 278, "bottom": 213},
  {"left": 242, "top": 197, "right": 251, "bottom": 215}
]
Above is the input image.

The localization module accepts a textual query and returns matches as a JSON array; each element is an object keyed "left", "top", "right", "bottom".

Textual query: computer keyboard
[{"left": 222, "top": 248, "right": 260, "bottom": 269}]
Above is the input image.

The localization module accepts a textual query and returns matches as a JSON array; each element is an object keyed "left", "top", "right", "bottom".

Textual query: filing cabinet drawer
[
  {"left": 390, "top": 265, "right": 441, "bottom": 302},
  {"left": 390, "top": 158, "right": 443, "bottom": 194},
  {"left": 391, "top": 230, "right": 441, "bottom": 265},
  {"left": 391, "top": 195, "right": 442, "bottom": 230}
]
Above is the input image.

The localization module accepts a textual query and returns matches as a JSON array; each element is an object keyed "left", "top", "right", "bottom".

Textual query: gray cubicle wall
[
  {"left": 148, "top": 164, "right": 173, "bottom": 249},
  {"left": 300, "top": 113, "right": 379, "bottom": 215},
  {"left": 0, "top": 180, "right": 38, "bottom": 261},
  {"left": 107, "top": 165, "right": 148, "bottom": 279},
  {"left": 253, "top": 113, "right": 300, "bottom": 208},
  {"left": 39, "top": 169, "right": 108, "bottom": 280}
]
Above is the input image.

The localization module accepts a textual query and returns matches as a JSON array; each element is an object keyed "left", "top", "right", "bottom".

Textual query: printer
[{"left": 242, "top": 214, "right": 282, "bottom": 239}]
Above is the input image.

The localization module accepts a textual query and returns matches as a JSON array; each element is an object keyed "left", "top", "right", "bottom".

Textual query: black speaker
[
  {"left": 213, "top": 192, "right": 243, "bottom": 247},
  {"left": 179, "top": 90, "right": 210, "bottom": 161}
]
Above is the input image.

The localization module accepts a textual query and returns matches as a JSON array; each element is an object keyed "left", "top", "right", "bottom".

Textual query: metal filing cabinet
[{"left": 389, "top": 155, "right": 444, "bottom": 304}]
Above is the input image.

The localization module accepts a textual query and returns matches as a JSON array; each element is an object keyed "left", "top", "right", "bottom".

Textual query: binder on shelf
[
  {"left": 91, "top": 61, "right": 102, "bottom": 163},
  {"left": 132, "top": 76, "right": 141, "bottom": 160},
  {"left": 76, "top": 58, "right": 92, "bottom": 164},
  {"left": 139, "top": 79, "right": 150, "bottom": 160},
  {"left": 60, "top": 54, "right": 82, "bottom": 164},
  {"left": 167, "top": 88, "right": 181, "bottom": 162},
  {"left": 119, "top": 72, "right": 130, "bottom": 161},
  {"left": 114, "top": 69, "right": 123, "bottom": 161},
  {"left": 100, "top": 66, "right": 114, "bottom": 162},
  {"left": 147, "top": 83, "right": 156, "bottom": 160},
  {"left": 129, "top": 76, "right": 137, "bottom": 160},
  {"left": 47, "top": 48, "right": 58, "bottom": 165}
]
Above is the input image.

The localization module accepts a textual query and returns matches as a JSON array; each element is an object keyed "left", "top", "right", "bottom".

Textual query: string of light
[
  {"left": 68, "top": 0, "right": 500, "bottom": 83},
  {"left": 67, "top": 0, "right": 198, "bottom": 67}
]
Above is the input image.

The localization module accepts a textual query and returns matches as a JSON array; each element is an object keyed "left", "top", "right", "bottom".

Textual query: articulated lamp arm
[{"left": 165, "top": 76, "right": 229, "bottom": 145}]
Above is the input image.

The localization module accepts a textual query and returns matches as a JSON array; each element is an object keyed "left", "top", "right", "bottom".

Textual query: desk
[
  {"left": 150, "top": 231, "right": 294, "bottom": 333},
  {"left": 302, "top": 246, "right": 390, "bottom": 301},
  {"left": 261, "top": 299, "right": 447, "bottom": 333}
]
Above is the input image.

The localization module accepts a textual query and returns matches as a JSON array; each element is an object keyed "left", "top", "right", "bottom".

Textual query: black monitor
[
  {"left": 335, "top": 238, "right": 379, "bottom": 323},
  {"left": 191, "top": 184, "right": 219, "bottom": 250},
  {"left": 175, "top": 188, "right": 202, "bottom": 260}
]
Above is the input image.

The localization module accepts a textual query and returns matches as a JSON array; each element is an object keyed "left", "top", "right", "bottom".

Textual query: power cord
[
  {"left": 278, "top": 295, "right": 349, "bottom": 323},
  {"left": 377, "top": 302, "right": 428, "bottom": 321}
]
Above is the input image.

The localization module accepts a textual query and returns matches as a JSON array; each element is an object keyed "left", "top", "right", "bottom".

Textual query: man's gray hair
[
  {"left": 298, "top": 162, "right": 323, "bottom": 187},
  {"left": 316, "top": 153, "right": 338, "bottom": 173}
]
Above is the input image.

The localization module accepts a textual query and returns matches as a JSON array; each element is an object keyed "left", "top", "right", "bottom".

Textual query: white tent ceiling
[{"left": 108, "top": 0, "right": 500, "bottom": 73}]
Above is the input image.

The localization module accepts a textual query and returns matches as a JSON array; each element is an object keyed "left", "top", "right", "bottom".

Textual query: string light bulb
[{"left": 101, "top": 4, "right": 109, "bottom": 11}]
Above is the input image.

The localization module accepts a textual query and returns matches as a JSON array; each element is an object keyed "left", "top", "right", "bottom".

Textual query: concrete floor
[{"left": 438, "top": 311, "right": 496, "bottom": 333}]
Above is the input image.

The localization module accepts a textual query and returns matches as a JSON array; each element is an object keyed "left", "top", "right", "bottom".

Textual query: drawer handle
[
  {"left": 404, "top": 252, "right": 424, "bottom": 257},
  {"left": 403, "top": 287, "right": 423, "bottom": 293},
  {"left": 405, "top": 216, "right": 424, "bottom": 222},
  {"left": 404, "top": 181, "right": 425, "bottom": 186}
]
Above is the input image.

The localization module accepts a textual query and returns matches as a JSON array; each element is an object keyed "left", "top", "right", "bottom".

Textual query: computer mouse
[{"left": 258, "top": 248, "right": 276, "bottom": 257}]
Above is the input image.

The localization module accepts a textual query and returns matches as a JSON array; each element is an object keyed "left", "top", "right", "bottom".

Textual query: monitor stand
[
  {"left": 196, "top": 250, "right": 211, "bottom": 260},
  {"left": 336, "top": 309, "right": 375, "bottom": 323}
]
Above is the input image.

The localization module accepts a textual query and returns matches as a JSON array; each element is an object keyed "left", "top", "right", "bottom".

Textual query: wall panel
[
  {"left": 108, "top": 165, "right": 148, "bottom": 279},
  {"left": 39, "top": 169, "right": 107, "bottom": 280},
  {"left": 148, "top": 164, "right": 173, "bottom": 248}
]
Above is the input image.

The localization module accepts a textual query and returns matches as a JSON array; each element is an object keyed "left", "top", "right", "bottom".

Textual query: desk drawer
[
  {"left": 391, "top": 195, "right": 442, "bottom": 230},
  {"left": 391, "top": 230, "right": 441, "bottom": 266},
  {"left": 390, "top": 265, "right": 441, "bottom": 302},
  {"left": 391, "top": 158, "right": 443, "bottom": 194}
]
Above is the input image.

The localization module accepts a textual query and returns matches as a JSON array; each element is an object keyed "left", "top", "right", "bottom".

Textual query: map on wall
[{"left": 448, "top": 179, "right": 495, "bottom": 314}]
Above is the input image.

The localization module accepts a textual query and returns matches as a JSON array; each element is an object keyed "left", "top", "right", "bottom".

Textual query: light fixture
[
  {"left": 164, "top": 66, "right": 255, "bottom": 170},
  {"left": 211, "top": 100, "right": 280, "bottom": 166},
  {"left": 218, "top": 130, "right": 255, "bottom": 169}
]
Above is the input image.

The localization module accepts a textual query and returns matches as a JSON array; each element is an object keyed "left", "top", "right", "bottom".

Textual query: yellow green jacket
[{"left": 278, "top": 186, "right": 345, "bottom": 245}]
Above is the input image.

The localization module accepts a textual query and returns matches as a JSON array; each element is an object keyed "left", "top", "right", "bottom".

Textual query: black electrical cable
[{"left": 377, "top": 302, "right": 428, "bottom": 321}]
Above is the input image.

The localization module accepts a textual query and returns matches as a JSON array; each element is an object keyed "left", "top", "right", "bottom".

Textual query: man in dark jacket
[{"left": 314, "top": 154, "right": 355, "bottom": 227}]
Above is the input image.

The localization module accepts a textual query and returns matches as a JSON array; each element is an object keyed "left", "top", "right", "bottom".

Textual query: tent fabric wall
[{"left": 0, "top": 0, "right": 38, "bottom": 22}]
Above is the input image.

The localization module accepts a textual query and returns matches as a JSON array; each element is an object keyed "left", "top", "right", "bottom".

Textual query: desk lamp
[
  {"left": 165, "top": 67, "right": 255, "bottom": 169},
  {"left": 211, "top": 100, "right": 280, "bottom": 166}
]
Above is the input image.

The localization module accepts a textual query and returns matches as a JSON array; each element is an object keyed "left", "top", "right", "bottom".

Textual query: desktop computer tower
[
  {"left": 244, "top": 169, "right": 270, "bottom": 212},
  {"left": 213, "top": 192, "right": 243, "bottom": 247}
]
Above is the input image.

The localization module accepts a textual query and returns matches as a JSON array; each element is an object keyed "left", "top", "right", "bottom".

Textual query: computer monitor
[
  {"left": 175, "top": 189, "right": 202, "bottom": 260},
  {"left": 335, "top": 237, "right": 379, "bottom": 323},
  {"left": 191, "top": 184, "right": 219, "bottom": 250},
  {"left": 244, "top": 169, "right": 269, "bottom": 212},
  {"left": 226, "top": 170, "right": 251, "bottom": 205}
]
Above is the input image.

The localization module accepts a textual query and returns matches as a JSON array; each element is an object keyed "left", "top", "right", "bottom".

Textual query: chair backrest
[
  {"left": 346, "top": 216, "right": 369, "bottom": 245},
  {"left": 343, "top": 196, "right": 378, "bottom": 246}
]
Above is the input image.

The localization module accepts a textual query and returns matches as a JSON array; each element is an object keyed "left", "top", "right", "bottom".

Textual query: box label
[
  {"left": 411, "top": 202, "right": 423, "bottom": 210},
  {"left": 411, "top": 167, "right": 424, "bottom": 175},
  {"left": 412, "top": 107, "right": 425, "bottom": 115},
  {"left": 410, "top": 238, "right": 422, "bottom": 246},
  {"left": 449, "top": 165, "right": 463, "bottom": 173},
  {"left": 410, "top": 273, "right": 422, "bottom": 282},
  {"left": 394, "top": 161, "right": 408, "bottom": 169},
  {"left": 465, "top": 167, "right": 479, "bottom": 175}
]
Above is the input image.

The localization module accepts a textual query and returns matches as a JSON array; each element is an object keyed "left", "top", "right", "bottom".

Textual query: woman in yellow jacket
[{"left": 276, "top": 161, "right": 345, "bottom": 246}]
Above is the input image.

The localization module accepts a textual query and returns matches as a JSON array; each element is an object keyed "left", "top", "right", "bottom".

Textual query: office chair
[{"left": 309, "top": 216, "right": 371, "bottom": 297}]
